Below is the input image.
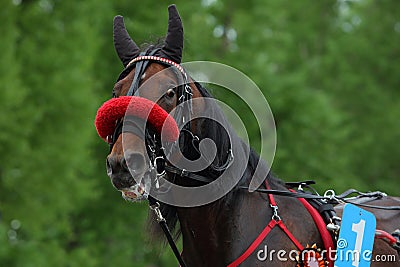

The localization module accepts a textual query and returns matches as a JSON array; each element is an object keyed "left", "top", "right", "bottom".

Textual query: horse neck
[
  {"left": 175, "top": 175, "right": 324, "bottom": 267},
  {"left": 174, "top": 111, "right": 323, "bottom": 265}
]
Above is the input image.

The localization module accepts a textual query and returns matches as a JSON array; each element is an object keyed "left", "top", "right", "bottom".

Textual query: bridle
[{"left": 108, "top": 49, "right": 234, "bottom": 186}]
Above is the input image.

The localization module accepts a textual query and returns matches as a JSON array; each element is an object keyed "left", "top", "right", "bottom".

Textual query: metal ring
[
  {"left": 324, "top": 189, "right": 336, "bottom": 200},
  {"left": 153, "top": 156, "right": 164, "bottom": 166}
]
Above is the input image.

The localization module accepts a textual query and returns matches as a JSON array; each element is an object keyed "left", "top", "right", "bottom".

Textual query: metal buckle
[
  {"left": 324, "top": 189, "right": 342, "bottom": 203},
  {"left": 270, "top": 204, "right": 281, "bottom": 221},
  {"left": 184, "top": 84, "right": 193, "bottom": 95},
  {"left": 150, "top": 202, "right": 165, "bottom": 222},
  {"left": 180, "top": 169, "right": 188, "bottom": 177}
]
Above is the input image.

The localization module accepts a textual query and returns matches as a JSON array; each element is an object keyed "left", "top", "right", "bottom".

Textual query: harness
[
  {"left": 227, "top": 180, "right": 335, "bottom": 267},
  {"left": 106, "top": 53, "right": 400, "bottom": 267}
]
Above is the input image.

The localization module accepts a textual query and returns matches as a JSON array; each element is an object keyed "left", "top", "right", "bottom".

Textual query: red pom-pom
[{"left": 95, "top": 96, "right": 179, "bottom": 142}]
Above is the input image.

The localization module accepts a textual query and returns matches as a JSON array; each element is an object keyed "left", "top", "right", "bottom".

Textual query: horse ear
[
  {"left": 113, "top": 15, "right": 140, "bottom": 67},
  {"left": 161, "top": 5, "right": 184, "bottom": 63}
]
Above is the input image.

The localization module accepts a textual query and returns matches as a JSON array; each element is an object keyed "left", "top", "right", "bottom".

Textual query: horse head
[{"left": 96, "top": 5, "right": 217, "bottom": 202}]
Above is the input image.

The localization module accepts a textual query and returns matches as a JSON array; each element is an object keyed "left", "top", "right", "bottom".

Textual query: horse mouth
[{"left": 119, "top": 179, "right": 149, "bottom": 202}]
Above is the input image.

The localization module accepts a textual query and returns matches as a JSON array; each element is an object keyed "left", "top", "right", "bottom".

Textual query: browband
[{"left": 127, "top": 55, "right": 186, "bottom": 77}]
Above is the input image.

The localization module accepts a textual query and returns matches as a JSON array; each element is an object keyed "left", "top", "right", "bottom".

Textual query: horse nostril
[
  {"left": 106, "top": 155, "right": 129, "bottom": 176},
  {"left": 121, "top": 158, "right": 128, "bottom": 171},
  {"left": 125, "top": 152, "right": 146, "bottom": 175}
]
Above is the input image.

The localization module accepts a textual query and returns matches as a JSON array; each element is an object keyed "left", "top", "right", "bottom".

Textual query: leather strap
[
  {"left": 294, "top": 193, "right": 335, "bottom": 267},
  {"left": 226, "top": 219, "right": 278, "bottom": 267},
  {"left": 164, "top": 165, "right": 214, "bottom": 184},
  {"left": 227, "top": 181, "right": 303, "bottom": 267}
]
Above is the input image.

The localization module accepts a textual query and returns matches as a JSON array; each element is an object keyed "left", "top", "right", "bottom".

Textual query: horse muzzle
[
  {"left": 120, "top": 183, "right": 148, "bottom": 202},
  {"left": 106, "top": 151, "right": 151, "bottom": 202},
  {"left": 97, "top": 96, "right": 180, "bottom": 202}
]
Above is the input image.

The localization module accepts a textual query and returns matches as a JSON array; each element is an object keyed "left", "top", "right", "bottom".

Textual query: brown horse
[{"left": 98, "top": 5, "right": 400, "bottom": 267}]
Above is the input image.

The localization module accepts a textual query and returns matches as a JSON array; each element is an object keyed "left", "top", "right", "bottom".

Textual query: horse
[{"left": 95, "top": 5, "right": 400, "bottom": 267}]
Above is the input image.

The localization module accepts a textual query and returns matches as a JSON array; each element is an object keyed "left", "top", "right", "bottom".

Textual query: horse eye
[{"left": 165, "top": 88, "right": 176, "bottom": 98}]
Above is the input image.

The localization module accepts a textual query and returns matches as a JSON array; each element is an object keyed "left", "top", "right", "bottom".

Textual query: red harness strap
[
  {"left": 375, "top": 229, "right": 398, "bottom": 246},
  {"left": 226, "top": 219, "right": 303, "bottom": 267},
  {"left": 227, "top": 182, "right": 303, "bottom": 267},
  {"left": 227, "top": 182, "right": 336, "bottom": 267},
  {"left": 294, "top": 193, "right": 335, "bottom": 267}
]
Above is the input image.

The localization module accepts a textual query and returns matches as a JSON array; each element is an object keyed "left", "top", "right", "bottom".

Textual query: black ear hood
[
  {"left": 157, "top": 4, "right": 184, "bottom": 63},
  {"left": 113, "top": 15, "right": 140, "bottom": 67},
  {"left": 113, "top": 4, "right": 184, "bottom": 67}
]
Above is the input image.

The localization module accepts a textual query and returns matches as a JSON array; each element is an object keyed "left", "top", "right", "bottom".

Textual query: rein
[{"left": 148, "top": 196, "right": 188, "bottom": 267}]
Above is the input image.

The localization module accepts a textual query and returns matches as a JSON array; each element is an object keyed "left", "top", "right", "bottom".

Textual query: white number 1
[{"left": 351, "top": 219, "right": 366, "bottom": 267}]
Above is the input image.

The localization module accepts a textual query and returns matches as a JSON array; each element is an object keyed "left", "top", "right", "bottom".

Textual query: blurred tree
[
  {"left": 321, "top": 0, "right": 400, "bottom": 192},
  {"left": 0, "top": 0, "right": 110, "bottom": 266},
  {"left": 0, "top": 0, "right": 35, "bottom": 264},
  {"left": 194, "top": 0, "right": 356, "bottom": 190}
]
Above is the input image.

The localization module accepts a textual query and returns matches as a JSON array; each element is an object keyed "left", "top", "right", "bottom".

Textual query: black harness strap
[
  {"left": 148, "top": 196, "right": 187, "bottom": 267},
  {"left": 164, "top": 165, "right": 214, "bottom": 184},
  {"left": 127, "top": 49, "right": 160, "bottom": 96},
  {"left": 239, "top": 186, "right": 400, "bottom": 210},
  {"left": 238, "top": 187, "right": 331, "bottom": 200},
  {"left": 344, "top": 201, "right": 400, "bottom": 211}
]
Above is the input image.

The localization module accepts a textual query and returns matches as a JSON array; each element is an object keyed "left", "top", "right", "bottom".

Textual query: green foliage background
[{"left": 0, "top": 0, "right": 398, "bottom": 266}]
